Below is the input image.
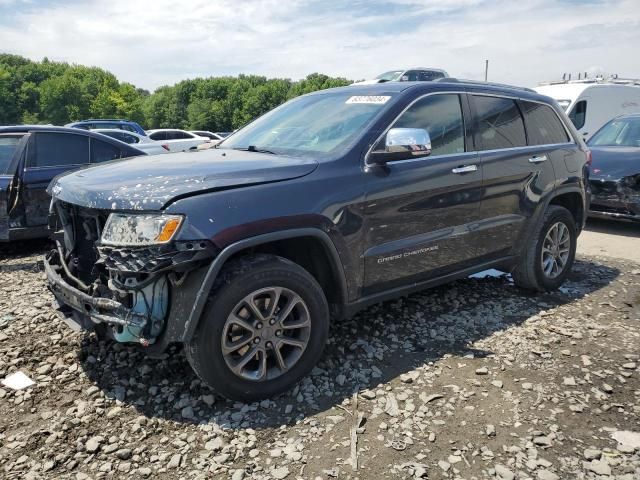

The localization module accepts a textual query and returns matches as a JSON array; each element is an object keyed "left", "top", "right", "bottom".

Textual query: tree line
[{"left": 0, "top": 53, "right": 352, "bottom": 131}]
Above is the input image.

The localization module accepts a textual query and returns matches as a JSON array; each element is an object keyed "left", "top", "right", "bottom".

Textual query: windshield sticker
[{"left": 346, "top": 95, "right": 391, "bottom": 105}]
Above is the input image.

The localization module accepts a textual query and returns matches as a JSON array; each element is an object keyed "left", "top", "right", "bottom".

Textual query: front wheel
[
  {"left": 512, "top": 205, "right": 577, "bottom": 291},
  {"left": 186, "top": 254, "right": 329, "bottom": 401}
]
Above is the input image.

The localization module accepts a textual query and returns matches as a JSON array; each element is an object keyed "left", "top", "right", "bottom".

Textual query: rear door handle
[
  {"left": 451, "top": 165, "right": 478, "bottom": 174},
  {"left": 529, "top": 155, "right": 548, "bottom": 164}
]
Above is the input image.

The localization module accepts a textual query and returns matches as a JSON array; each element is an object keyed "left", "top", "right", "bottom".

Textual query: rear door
[
  {"left": 0, "top": 133, "right": 28, "bottom": 241},
  {"left": 472, "top": 94, "right": 557, "bottom": 259},
  {"left": 21, "top": 131, "right": 90, "bottom": 228}
]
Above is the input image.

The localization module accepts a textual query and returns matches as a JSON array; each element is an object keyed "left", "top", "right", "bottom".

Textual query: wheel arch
[{"left": 181, "top": 228, "right": 348, "bottom": 342}]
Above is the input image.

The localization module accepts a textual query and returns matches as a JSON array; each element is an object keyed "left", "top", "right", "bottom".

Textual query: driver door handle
[
  {"left": 452, "top": 164, "right": 478, "bottom": 174},
  {"left": 529, "top": 155, "right": 548, "bottom": 164}
]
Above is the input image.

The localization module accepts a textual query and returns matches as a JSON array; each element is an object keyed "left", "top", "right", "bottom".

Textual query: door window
[
  {"left": 91, "top": 139, "right": 122, "bottom": 163},
  {"left": 0, "top": 135, "right": 22, "bottom": 174},
  {"left": 380, "top": 94, "right": 466, "bottom": 156},
  {"left": 568, "top": 100, "right": 587, "bottom": 130},
  {"left": 521, "top": 101, "right": 570, "bottom": 145},
  {"left": 149, "top": 131, "right": 167, "bottom": 141},
  {"left": 473, "top": 96, "right": 527, "bottom": 150},
  {"left": 31, "top": 133, "right": 90, "bottom": 167},
  {"left": 120, "top": 133, "right": 139, "bottom": 144}
]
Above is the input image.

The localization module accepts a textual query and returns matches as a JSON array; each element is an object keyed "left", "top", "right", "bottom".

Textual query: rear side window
[
  {"left": 31, "top": 133, "right": 90, "bottom": 167},
  {"left": 521, "top": 101, "right": 570, "bottom": 145},
  {"left": 569, "top": 100, "right": 587, "bottom": 130},
  {"left": 0, "top": 135, "right": 22, "bottom": 174},
  {"left": 385, "top": 93, "right": 466, "bottom": 156},
  {"left": 120, "top": 124, "right": 136, "bottom": 132},
  {"left": 91, "top": 139, "right": 122, "bottom": 163},
  {"left": 473, "top": 96, "right": 527, "bottom": 150},
  {"left": 148, "top": 131, "right": 167, "bottom": 141}
]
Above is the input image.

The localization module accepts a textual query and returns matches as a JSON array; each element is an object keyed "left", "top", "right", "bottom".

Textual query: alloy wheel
[
  {"left": 541, "top": 221, "right": 571, "bottom": 279},
  {"left": 221, "top": 287, "right": 311, "bottom": 381}
]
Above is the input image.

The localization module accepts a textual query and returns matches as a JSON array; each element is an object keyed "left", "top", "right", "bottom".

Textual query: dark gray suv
[{"left": 45, "top": 79, "right": 589, "bottom": 400}]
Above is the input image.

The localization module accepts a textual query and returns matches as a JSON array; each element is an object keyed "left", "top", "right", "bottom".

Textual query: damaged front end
[
  {"left": 45, "top": 200, "right": 218, "bottom": 351},
  {"left": 589, "top": 174, "right": 640, "bottom": 221}
]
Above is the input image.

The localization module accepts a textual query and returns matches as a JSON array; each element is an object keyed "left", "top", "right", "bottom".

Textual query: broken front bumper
[
  {"left": 45, "top": 250, "right": 146, "bottom": 332},
  {"left": 45, "top": 248, "right": 214, "bottom": 354},
  {"left": 589, "top": 177, "right": 640, "bottom": 222}
]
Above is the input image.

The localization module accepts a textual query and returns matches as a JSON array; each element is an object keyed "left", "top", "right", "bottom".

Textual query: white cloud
[{"left": 0, "top": 0, "right": 638, "bottom": 91}]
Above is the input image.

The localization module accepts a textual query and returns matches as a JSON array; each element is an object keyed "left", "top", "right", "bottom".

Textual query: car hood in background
[
  {"left": 49, "top": 149, "right": 318, "bottom": 211},
  {"left": 589, "top": 146, "right": 640, "bottom": 180}
]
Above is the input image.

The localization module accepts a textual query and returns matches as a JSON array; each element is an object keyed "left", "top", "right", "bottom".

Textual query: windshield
[
  {"left": 556, "top": 99, "right": 571, "bottom": 111},
  {"left": 588, "top": 117, "right": 640, "bottom": 147},
  {"left": 220, "top": 92, "right": 394, "bottom": 157},
  {"left": 0, "top": 136, "right": 21, "bottom": 174},
  {"left": 375, "top": 70, "right": 403, "bottom": 82}
]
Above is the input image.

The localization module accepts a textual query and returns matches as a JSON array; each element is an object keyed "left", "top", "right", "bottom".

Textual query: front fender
[{"left": 180, "top": 228, "right": 348, "bottom": 342}]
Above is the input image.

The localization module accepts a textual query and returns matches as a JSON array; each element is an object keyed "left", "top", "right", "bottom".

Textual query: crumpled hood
[
  {"left": 49, "top": 149, "right": 318, "bottom": 210},
  {"left": 590, "top": 146, "right": 640, "bottom": 180}
]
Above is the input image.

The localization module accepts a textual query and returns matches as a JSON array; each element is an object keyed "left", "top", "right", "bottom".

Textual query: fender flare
[
  {"left": 181, "top": 228, "right": 348, "bottom": 341},
  {"left": 513, "top": 185, "right": 586, "bottom": 259}
]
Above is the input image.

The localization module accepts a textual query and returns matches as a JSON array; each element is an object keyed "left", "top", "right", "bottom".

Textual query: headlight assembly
[{"left": 101, "top": 213, "right": 183, "bottom": 246}]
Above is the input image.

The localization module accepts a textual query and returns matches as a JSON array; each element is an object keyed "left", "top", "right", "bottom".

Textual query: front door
[
  {"left": 0, "top": 133, "right": 28, "bottom": 241},
  {"left": 363, "top": 92, "right": 483, "bottom": 295}
]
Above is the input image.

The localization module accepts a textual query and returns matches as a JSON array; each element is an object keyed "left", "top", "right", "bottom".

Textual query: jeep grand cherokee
[{"left": 45, "top": 80, "right": 590, "bottom": 401}]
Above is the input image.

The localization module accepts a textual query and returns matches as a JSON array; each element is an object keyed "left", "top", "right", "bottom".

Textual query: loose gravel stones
[{"left": 0, "top": 243, "right": 639, "bottom": 479}]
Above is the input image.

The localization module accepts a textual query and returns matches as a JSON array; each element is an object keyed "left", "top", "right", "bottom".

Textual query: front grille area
[{"left": 98, "top": 240, "right": 217, "bottom": 274}]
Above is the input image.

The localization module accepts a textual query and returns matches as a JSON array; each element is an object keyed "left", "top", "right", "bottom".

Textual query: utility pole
[{"left": 484, "top": 60, "right": 489, "bottom": 82}]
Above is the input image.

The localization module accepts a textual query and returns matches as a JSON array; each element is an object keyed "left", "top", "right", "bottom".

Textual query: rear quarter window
[{"left": 521, "top": 101, "right": 570, "bottom": 145}]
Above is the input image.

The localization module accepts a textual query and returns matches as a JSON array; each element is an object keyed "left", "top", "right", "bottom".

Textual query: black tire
[
  {"left": 512, "top": 205, "right": 577, "bottom": 292},
  {"left": 186, "top": 254, "right": 329, "bottom": 401}
]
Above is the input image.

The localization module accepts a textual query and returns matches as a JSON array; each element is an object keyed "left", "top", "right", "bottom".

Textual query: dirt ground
[
  {"left": 579, "top": 218, "right": 640, "bottom": 263},
  {"left": 0, "top": 238, "right": 639, "bottom": 480}
]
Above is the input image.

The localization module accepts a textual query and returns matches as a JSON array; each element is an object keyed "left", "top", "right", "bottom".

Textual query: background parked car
[
  {"left": 190, "top": 131, "right": 226, "bottom": 145},
  {"left": 0, "top": 126, "right": 145, "bottom": 242},
  {"left": 92, "top": 129, "right": 170, "bottom": 155},
  {"left": 352, "top": 68, "right": 448, "bottom": 85},
  {"left": 587, "top": 113, "right": 640, "bottom": 222},
  {"left": 65, "top": 119, "right": 147, "bottom": 136},
  {"left": 146, "top": 129, "right": 207, "bottom": 152},
  {"left": 535, "top": 77, "right": 640, "bottom": 140}
]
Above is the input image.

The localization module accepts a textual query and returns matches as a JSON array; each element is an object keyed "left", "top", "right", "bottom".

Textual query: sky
[{"left": 0, "top": 0, "right": 638, "bottom": 92}]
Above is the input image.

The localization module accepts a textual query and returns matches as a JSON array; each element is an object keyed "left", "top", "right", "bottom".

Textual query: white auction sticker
[{"left": 346, "top": 95, "right": 391, "bottom": 105}]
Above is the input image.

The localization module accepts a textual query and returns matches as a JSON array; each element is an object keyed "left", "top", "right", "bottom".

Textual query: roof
[
  {"left": 0, "top": 125, "right": 95, "bottom": 134},
  {"left": 317, "top": 79, "right": 549, "bottom": 103}
]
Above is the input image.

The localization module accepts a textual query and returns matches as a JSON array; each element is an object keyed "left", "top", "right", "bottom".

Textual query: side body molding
[{"left": 181, "top": 228, "right": 348, "bottom": 341}]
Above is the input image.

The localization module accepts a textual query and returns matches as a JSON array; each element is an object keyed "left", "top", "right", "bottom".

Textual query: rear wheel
[
  {"left": 186, "top": 254, "right": 329, "bottom": 401},
  {"left": 512, "top": 205, "right": 577, "bottom": 291}
]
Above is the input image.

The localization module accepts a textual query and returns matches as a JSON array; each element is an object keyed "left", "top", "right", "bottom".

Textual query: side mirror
[{"left": 368, "top": 128, "right": 432, "bottom": 166}]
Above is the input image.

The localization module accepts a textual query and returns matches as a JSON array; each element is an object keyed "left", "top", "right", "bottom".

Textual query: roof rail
[{"left": 434, "top": 77, "right": 536, "bottom": 93}]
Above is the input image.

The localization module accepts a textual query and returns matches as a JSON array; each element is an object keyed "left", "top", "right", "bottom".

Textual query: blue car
[{"left": 65, "top": 119, "right": 147, "bottom": 136}]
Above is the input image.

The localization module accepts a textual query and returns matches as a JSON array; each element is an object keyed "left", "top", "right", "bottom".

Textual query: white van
[{"left": 535, "top": 79, "right": 640, "bottom": 140}]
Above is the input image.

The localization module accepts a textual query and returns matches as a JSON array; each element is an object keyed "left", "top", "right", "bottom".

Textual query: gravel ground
[{"left": 0, "top": 240, "right": 639, "bottom": 480}]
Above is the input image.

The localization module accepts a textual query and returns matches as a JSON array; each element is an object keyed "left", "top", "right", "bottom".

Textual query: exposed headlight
[{"left": 101, "top": 213, "right": 183, "bottom": 246}]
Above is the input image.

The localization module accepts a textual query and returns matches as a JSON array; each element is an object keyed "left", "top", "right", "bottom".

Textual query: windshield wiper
[{"left": 232, "top": 145, "right": 277, "bottom": 155}]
